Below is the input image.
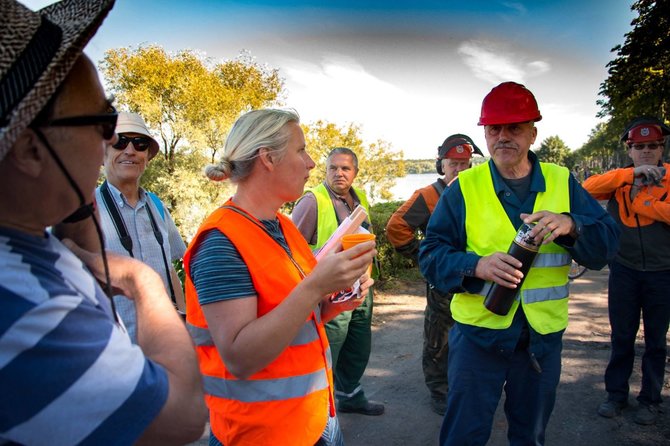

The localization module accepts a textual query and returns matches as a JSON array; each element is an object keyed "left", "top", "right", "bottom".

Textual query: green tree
[
  {"left": 301, "top": 121, "right": 404, "bottom": 202},
  {"left": 101, "top": 45, "right": 283, "bottom": 239},
  {"left": 573, "top": 122, "right": 626, "bottom": 172},
  {"left": 533, "top": 135, "right": 571, "bottom": 166},
  {"left": 598, "top": 0, "right": 670, "bottom": 129}
]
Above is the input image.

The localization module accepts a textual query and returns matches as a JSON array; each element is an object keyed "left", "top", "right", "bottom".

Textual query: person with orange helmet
[
  {"left": 419, "top": 81, "right": 619, "bottom": 445},
  {"left": 584, "top": 117, "right": 670, "bottom": 425},
  {"left": 385, "top": 134, "right": 483, "bottom": 415}
]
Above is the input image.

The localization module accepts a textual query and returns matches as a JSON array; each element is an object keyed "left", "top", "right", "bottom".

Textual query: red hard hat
[{"left": 478, "top": 82, "right": 542, "bottom": 126}]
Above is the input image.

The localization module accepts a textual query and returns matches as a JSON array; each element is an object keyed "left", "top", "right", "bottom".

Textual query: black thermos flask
[{"left": 483, "top": 223, "right": 541, "bottom": 315}]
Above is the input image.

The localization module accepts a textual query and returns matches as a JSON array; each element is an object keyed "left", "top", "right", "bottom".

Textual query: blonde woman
[{"left": 184, "top": 109, "right": 376, "bottom": 446}]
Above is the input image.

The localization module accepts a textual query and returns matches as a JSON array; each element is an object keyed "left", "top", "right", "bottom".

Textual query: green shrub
[{"left": 370, "top": 201, "right": 423, "bottom": 286}]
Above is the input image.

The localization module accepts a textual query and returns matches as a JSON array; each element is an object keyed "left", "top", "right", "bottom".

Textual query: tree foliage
[
  {"left": 100, "top": 45, "right": 283, "bottom": 239},
  {"left": 533, "top": 135, "right": 572, "bottom": 166},
  {"left": 597, "top": 0, "right": 670, "bottom": 129},
  {"left": 301, "top": 121, "right": 404, "bottom": 202},
  {"left": 573, "top": 1, "right": 670, "bottom": 173}
]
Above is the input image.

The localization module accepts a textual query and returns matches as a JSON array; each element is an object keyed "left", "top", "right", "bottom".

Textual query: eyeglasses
[
  {"left": 44, "top": 106, "right": 118, "bottom": 140},
  {"left": 630, "top": 142, "right": 664, "bottom": 151},
  {"left": 485, "top": 123, "right": 532, "bottom": 137},
  {"left": 113, "top": 135, "right": 152, "bottom": 152}
]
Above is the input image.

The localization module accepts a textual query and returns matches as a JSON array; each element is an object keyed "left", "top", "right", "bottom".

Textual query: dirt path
[{"left": 338, "top": 269, "right": 670, "bottom": 445}]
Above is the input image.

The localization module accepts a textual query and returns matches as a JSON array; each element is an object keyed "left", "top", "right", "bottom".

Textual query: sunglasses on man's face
[
  {"left": 630, "top": 142, "right": 664, "bottom": 151},
  {"left": 44, "top": 106, "right": 118, "bottom": 140},
  {"left": 113, "top": 135, "right": 152, "bottom": 152}
]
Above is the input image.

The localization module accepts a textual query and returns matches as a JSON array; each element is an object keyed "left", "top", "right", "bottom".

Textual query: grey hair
[
  {"left": 327, "top": 147, "right": 359, "bottom": 170},
  {"left": 205, "top": 108, "right": 300, "bottom": 183}
]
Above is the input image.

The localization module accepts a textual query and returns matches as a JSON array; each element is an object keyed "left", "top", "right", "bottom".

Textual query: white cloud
[
  {"left": 457, "top": 40, "right": 550, "bottom": 84},
  {"left": 280, "top": 55, "right": 419, "bottom": 148},
  {"left": 500, "top": 2, "right": 528, "bottom": 15}
]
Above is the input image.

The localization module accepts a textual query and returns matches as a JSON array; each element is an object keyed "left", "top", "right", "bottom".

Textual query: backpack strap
[{"left": 146, "top": 191, "right": 165, "bottom": 220}]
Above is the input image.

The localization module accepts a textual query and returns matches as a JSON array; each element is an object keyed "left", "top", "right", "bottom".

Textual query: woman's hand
[
  {"left": 306, "top": 240, "right": 377, "bottom": 297},
  {"left": 320, "top": 273, "right": 374, "bottom": 322}
]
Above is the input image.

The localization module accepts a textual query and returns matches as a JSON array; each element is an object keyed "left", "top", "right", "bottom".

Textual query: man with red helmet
[
  {"left": 386, "top": 134, "right": 482, "bottom": 415},
  {"left": 419, "top": 81, "right": 619, "bottom": 445},
  {"left": 584, "top": 117, "right": 670, "bottom": 425}
]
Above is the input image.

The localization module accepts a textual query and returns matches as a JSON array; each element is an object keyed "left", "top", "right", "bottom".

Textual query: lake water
[{"left": 387, "top": 173, "right": 439, "bottom": 201}]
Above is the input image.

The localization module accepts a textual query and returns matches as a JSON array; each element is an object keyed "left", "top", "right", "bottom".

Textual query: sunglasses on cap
[
  {"left": 44, "top": 105, "right": 118, "bottom": 140},
  {"left": 113, "top": 135, "right": 152, "bottom": 151}
]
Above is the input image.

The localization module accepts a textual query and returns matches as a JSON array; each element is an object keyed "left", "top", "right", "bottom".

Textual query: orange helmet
[{"left": 478, "top": 82, "right": 542, "bottom": 126}]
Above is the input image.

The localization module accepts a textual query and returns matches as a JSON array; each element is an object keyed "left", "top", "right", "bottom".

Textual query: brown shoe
[{"left": 338, "top": 400, "right": 385, "bottom": 416}]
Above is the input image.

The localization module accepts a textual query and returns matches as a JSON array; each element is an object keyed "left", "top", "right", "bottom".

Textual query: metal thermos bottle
[{"left": 483, "top": 223, "right": 541, "bottom": 315}]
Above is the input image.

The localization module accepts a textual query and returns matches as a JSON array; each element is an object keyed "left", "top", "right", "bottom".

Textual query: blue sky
[{"left": 26, "top": 0, "right": 636, "bottom": 158}]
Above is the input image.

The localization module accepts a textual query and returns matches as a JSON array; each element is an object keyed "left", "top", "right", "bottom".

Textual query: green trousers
[
  {"left": 325, "top": 288, "right": 373, "bottom": 407},
  {"left": 422, "top": 284, "right": 454, "bottom": 401}
]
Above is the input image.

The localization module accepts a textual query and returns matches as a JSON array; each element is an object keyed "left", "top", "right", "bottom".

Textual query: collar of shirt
[
  {"left": 489, "top": 150, "right": 547, "bottom": 196},
  {"left": 323, "top": 181, "right": 360, "bottom": 208},
  {"left": 106, "top": 182, "right": 147, "bottom": 209},
  {"left": 486, "top": 151, "right": 546, "bottom": 229}
]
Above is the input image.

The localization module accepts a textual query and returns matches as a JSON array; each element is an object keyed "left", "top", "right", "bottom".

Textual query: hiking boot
[
  {"left": 337, "top": 400, "right": 385, "bottom": 416},
  {"left": 430, "top": 397, "right": 447, "bottom": 416},
  {"left": 634, "top": 404, "right": 660, "bottom": 425},
  {"left": 597, "top": 400, "right": 627, "bottom": 418}
]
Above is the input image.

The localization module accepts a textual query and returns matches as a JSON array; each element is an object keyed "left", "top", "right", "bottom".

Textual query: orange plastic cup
[
  {"left": 341, "top": 233, "right": 376, "bottom": 250},
  {"left": 341, "top": 233, "right": 375, "bottom": 275}
]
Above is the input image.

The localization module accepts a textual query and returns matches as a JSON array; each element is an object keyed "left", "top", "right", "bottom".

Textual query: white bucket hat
[
  {"left": 0, "top": 0, "right": 115, "bottom": 161},
  {"left": 115, "top": 112, "right": 160, "bottom": 160}
]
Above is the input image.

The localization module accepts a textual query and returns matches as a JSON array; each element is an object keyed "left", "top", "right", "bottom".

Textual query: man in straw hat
[
  {"left": 0, "top": 1, "right": 206, "bottom": 444},
  {"left": 97, "top": 112, "right": 187, "bottom": 343}
]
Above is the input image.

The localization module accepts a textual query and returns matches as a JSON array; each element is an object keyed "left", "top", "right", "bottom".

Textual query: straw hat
[
  {"left": 116, "top": 112, "right": 160, "bottom": 160},
  {"left": 0, "top": 0, "right": 115, "bottom": 161}
]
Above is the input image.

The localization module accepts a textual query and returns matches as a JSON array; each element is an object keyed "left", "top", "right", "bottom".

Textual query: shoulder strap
[
  {"left": 100, "top": 181, "right": 134, "bottom": 257},
  {"left": 146, "top": 191, "right": 165, "bottom": 220},
  {"left": 431, "top": 179, "right": 446, "bottom": 196},
  {"left": 222, "top": 205, "right": 306, "bottom": 278},
  {"left": 144, "top": 201, "right": 176, "bottom": 302}
]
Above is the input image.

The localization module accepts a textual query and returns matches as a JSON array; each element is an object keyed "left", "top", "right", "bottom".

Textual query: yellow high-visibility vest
[{"left": 452, "top": 162, "right": 572, "bottom": 334}]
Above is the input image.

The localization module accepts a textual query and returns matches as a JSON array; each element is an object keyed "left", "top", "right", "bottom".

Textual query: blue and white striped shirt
[{"left": 0, "top": 227, "right": 168, "bottom": 445}]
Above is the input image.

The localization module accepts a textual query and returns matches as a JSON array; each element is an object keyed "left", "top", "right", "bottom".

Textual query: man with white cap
[
  {"left": 386, "top": 133, "right": 483, "bottom": 415},
  {"left": 584, "top": 117, "right": 670, "bottom": 425},
  {"left": 0, "top": 1, "right": 206, "bottom": 443},
  {"left": 97, "top": 111, "right": 187, "bottom": 342}
]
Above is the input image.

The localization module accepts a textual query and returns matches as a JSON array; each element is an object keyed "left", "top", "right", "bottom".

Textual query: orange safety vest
[{"left": 184, "top": 200, "right": 335, "bottom": 446}]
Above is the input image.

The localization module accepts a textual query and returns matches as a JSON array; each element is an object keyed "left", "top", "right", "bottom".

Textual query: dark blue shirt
[{"left": 419, "top": 152, "right": 619, "bottom": 358}]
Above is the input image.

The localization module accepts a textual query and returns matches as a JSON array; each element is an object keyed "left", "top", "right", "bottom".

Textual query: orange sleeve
[
  {"left": 583, "top": 168, "right": 635, "bottom": 200},
  {"left": 386, "top": 189, "right": 424, "bottom": 249}
]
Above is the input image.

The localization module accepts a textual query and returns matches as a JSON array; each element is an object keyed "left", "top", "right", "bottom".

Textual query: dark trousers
[
  {"left": 604, "top": 261, "right": 670, "bottom": 406},
  {"left": 422, "top": 284, "right": 454, "bottom": 400},
  {"left": 440, "top": 324, "right": 562, "bottom": 446},
  {"left": 325, "top": 288, "right": 373, "bottom": 406}
]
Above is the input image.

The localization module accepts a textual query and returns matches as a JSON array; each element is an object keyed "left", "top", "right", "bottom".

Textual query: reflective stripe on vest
[
  {"left": 306, "top": 183, "right": 371, "bottom": 250},
  {"left": 453, "top": 161, "right": 571, "bottom": 334},
  {"left": 183, "top": 200, "right": 333, "bottom": 445},
  {"left": 203, "top": 367, "right": 330, "bottom": 402},
  {"left": 187, "top": 319, "right": 321, "bottom": 348}
]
